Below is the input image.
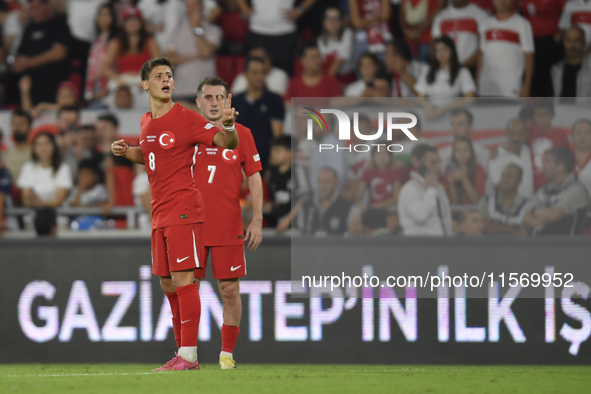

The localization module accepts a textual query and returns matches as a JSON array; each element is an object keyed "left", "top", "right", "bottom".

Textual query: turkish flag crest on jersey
[
  {"left": 221, "top": 148, "right": 238, "bottom": 163},
  {"left": 159, "top": 131, "right": 176, "bottom": 150}
]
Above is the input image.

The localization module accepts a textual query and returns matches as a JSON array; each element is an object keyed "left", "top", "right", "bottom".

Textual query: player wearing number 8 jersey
[
  {"left": 193, "top": 77, "right": 264, "bottom": 370},
  {"left": 110, "top": 58, "right": 239, "bottom": 371}
]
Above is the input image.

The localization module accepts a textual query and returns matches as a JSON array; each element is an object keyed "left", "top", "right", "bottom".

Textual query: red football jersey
[
  {"left": 140, "top": 104, "right": 219, "bottom": 229},
  {"left": 362, "top": 168, "right": 409, "bottom": 205},
  {"left": 194, "top": 123, "right": 262, "bottom": 246}
]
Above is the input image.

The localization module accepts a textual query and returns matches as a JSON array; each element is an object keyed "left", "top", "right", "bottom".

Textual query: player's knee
[
  {"left": 219, "top": 280, "right": 239, "bottom": 301},
  {"left": 171, "top": 271, "right": 194, "bottom": 289},
  {"left": 160, "top": 277, "right": 175, "bottom": 293}
]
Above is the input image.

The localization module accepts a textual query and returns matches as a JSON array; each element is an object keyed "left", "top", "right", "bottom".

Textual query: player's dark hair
[
  {"left": 298, "top": 43, "right": 319, "bottom": 59},
  {"left": 390, "top": 38, "right": 412, "bottom": 62},
  {"left": 12, "top": 109, "right": 32, "bottom": 125},
  {"left": 97, "top": 113, "right": 119, "bottom": 128},
  {"left": 197, "top": 76, "right": 229, "bottom": 97},
  {"left": 271, "top": 136, "right": 292, "bottom": 150},
  {"left": 427, "top": 36, "right": 460, "bottom": 86},
  {"left": 35, "top": 208, "right": 57, "bottom": 237},
  {"left": 140, "top": 57, "right": 174, "bottom": 81},
  {"left": 450, "top": 107, "right": 473, "bottom": 125},
  {"left": 244, "top": 56, "right": 266, "bottom": 73},
  {"left": 32, "top": 132, "right": 62, "bottom": 174},
  {"left": 411, "top": 143, "right": 437, "bottom": 162},
  {"left": 548, "top": 146, "right": 575, "bottom": 174},
  {"left": 533, "top": 98, "right": 555, "bottom": 113}
]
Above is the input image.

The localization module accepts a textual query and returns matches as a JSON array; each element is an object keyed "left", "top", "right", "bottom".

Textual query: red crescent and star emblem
[{"left": 159, "top": 131, "right": 176, "bottom": 150}]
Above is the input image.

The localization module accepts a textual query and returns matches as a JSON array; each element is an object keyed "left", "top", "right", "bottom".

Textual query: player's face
[
  {"left": 499, "top": 165, "right": 522, "bottom": 192},
  {"left": 197, "top": 84, "right": 226, "bottom": 122},
  {"left": 573, "top": 122, "right": 591, "bottom": 151},
  {"left": 143, "top": 66, "right": 175, "bottom": 101},
  {"left": 317, "top": 169, "right": 338, "bottom": 201},
  {"left": 534, "top": 108, "right": 554, "bottom": 131},
  {"left": 451, "top": 113, "right": 471, "bottom": 138}
]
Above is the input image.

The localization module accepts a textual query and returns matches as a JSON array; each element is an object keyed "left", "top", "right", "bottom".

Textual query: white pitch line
[{"left": 4, "top": 372, "right": 157, "bottom": 378}]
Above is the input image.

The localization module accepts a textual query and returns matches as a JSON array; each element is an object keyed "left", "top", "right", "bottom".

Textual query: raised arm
[{"left": 212, "top": 93, "right": 239, "bottom": 149}]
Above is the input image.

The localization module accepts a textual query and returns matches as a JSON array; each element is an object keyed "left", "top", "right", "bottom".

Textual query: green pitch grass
[{"left": 1, "top": 364, "right": 590, "bottom": 394}]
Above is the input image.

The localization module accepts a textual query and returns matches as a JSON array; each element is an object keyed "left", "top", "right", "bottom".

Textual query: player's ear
[
  {"left": 195, "top": 98, "right": 201, "bottom": 109},
  {"left": 141, "top": 80, "right": 149, "bottom": 91}
]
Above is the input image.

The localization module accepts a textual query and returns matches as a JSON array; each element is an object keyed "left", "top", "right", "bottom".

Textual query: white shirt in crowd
[
  {"left": 231, "top": 68, "right": 289, "bottom": 96},
  {"left": 439, "top": 141, "right": 490, "bottom": 174},
  {"left": 431, "top": 4, "right": 488, "bottom": 64},
  {"left": 67, "top": 0, "right": 103, "bottom": 43},
  {"left": 486, "top": 144, "right": 534, "bottom": 198},
  {"left": 133, "top": 170, "right": 152, "bottom": 230},
  {"left": 575, "top": 155, "right": 591, "bottom": 196},
  {"left": 559, "top": 0, "right": 591, "bottom": 48},
  {"left": 478, "top": 13, "right": 534, "bottom": 97},
  {"left": 344, "top": 80, "right": 367, "bottom": 97},
  {"left": 138, "top": 0, "right": 185, "bottom": 52},
  {"left": 317, "top": 28, "right": 355, "bottom": 75},
  {"left": 249, "top": 0, "right": 297, "bottom": 36},
  {"left": 398, "top": 171, "right": 454, "bottom": 236},
  {"left": 167, "top": 20, "right": 222, "bottom": 98},
  {"left": 415, "top": 67, "right": 476, "bottom": 107},
  {"left": 3, "top": 10, "right": 24, "bottom": 56},
  {"left": 392, "top": 60, "right": 429, "bottom": 97},
  {"left": 17, "top": 162, "right": 73, "bottom": 203}
]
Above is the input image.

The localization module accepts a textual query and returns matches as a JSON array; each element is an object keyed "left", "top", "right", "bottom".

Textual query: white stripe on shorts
[{"left": 192, "top": 230, "right": 200, "bottom": 268}]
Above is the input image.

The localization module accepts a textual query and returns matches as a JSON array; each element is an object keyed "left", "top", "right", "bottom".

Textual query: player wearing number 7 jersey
[{"left": 110, "top": 58, "right": 239, "bottom": 371}]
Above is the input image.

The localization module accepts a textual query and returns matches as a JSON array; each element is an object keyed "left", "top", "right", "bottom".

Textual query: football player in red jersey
[
  {"left": 110, "top": 58, "right": 239, "bottom": 371},
  {"left": 193, "top": 76, "right": 263, "bottom": 369}
]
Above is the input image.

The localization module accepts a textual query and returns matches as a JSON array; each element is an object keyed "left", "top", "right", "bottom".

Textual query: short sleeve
[
  {"left": 414, "top": 67, "right": 429, "bottom": 96},
  {"left": 337, "top": 29, "right": 354, "bottom": 61},
  {"left": 458, "top": 67, "right": 476, "bottom": 95},
  {"left": 520, "top": 19, "right": 535, "bottom": 53},
  {"left": 558, "top": 4, "right": 571, "bottom": 30},
  {"left": 556, "top": 184, "right": 590, "bottom": 216},
  {"left": 17, "top": 162, "right": 34, "bottom": 189},
  {"left": 205, "top": 23, "right": 222, "bottom": 47},
  {"left": 185, "top": 110, "right": 219, "bottom": 145},
  {"left": 55, "top": 164, "right": 73, "bottom": 189},
  {"left": 240, "top": 127, "right": 263, "bottom": 177}
]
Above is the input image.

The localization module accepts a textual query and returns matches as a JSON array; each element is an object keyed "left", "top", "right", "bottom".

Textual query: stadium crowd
[{"left": 0, "top": 0, "right": 591, "bottom": 237}]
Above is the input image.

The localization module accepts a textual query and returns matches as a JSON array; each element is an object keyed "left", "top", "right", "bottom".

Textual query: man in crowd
[
  {"left": 488, "top": 118, "right": 534, "bottom": 198},
  {"left": 522, "top": 147, "right": 589, "bottom": 235},
  {"left": 398, "top": 144, "right": 453, "bottom": 236},
  {"left": 439, "top": 108, "right": 489, "bottom": 172},
  {"left": 385, "top": 39, "right": 426, "bottom": 98},
  {"left": 3, "top": 110, "right": 32, "bottom": 182},
  {"left": 573, "top": 118, "right": 591, "bottom": 196},
  {"left": 551, "top": 25, "right": 591, "bottom": 99},
  {"left": 455, "top": 210, "right": 484, "bottom": 236},
  {"left": 231, "top": 46, "right": 289, "bottom": 96},
  {"left": 479, "top": 163, "right": 528, "bottom": 235},
  {"left": 297, "top": 167, "right": 358, "bottom": 236},
  {"left": 233, "top": 57, "right": 284, "bottom": 169}
]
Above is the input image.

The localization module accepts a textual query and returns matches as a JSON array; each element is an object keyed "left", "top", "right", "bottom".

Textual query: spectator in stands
[
  {"left": 385, "top": 39, "right": 427, "bottom": 98},
  {"left": 101, "top": 6, "right": 160, "bottom": 106},
  {"left": 398, "top": 144, "right": 453, "bottom": 236},
  {"left": 477, "top": 0, "right": 534, "bottom": 97},
  {"left": 416, "top": 36, "right": 476, "bottom": 119},
  {"left": 231, "top": 46, "right": 289, "bottom": 96},
  {"left": 479, "top": 163, "right": 528, "bottom": 235},
  {"left": 138, "top": 0, "right": 184, "bottom": 51},
  {"left": 56, "top": 106, "right": 80, "bottom": 135},
  {"left": 3, "top": 110, "right": 32, "bottom": 182},
  {"left": 395, "top": 111, "right": 428, "bottom": 167},
  {"left": 317, "top": 6, "right": 355, "bottom": 83},
  {"left": 284, "top": 44, "right": 342, "bottom": 107},
  {"left": 14, "top": 0, "right": 71, "bottom": 105},
  {"left": 573, "top": 118, "right": 591, "bottom": 196},
  {"left": 528, "top": 99, "right": 570, "bottom": 191},
  {"left": 236, "top": 0, "right": 317, "bottom": 75},
  {"left": 444, "top": 136, "right": 486, "bottom": 204},
  {"left": 166, "top": 0, "right": 222, "bottom": 103},
  {"left": 431, "top": 0, "right": 487, "bottom": 70},
  {"left": 84, "top": 3, "right": 118, "bottom": 109},
  {"left": 488, "top": 118, "right": 534, "bottom": 198},
  {"left": 521, "top": 0, "right": 564, "bottom": 97},
  {"left": 17, "top": 132, "right": 73, "bottom": 209},
  {"left": 208, "top": 0, "right": 249, "bottom": 57},
  {"left": 523, "top": 146, "right": 590, "bottom": 235},
  {"left": 297, "top": 167, "right": 358, "bottom": 236},
  {"left": 551, "top": 26, "right": 591, "bottom": 99},
  {"left": 2, "top": 0, "right": 24, "bottom": 60},
  {"left": 265, "top": 136, "right": 309, "bottom": 232},
  {"left": 344, "top": 52, "right": 381, "bottom": 97},
  {"left": 400, "top": 0, "right": 444, "bottom": 62},
  {"left": 0, "top": 152, "right": 13, "bottom": 237},
  {"left": 455, "top": 210, "right": 484, "bottom": 236},
  {"left": 77, "top": 124, "right": 103, "bottom": 166},
  {"left": 348, "top": 0, "right": 391, "bottom": 63},
  {"left": 68, "top": 159, "right": 108, "bottom": 207},
  {"left": 233, "top": 58, "right": 285, "bottom": 169},
  {"left": 439, "top": 108, "right": 489, "bottom": 173},
  {"left": 114, "top": 85, "right": 133, "bottom": 109},
  {"left": 342, "top": 113, "right": 373, "bottom": 201},
  {"left": 34, "top": 207, "right": 57, "bottom": 237},
  {"left": 20, "top": 79, "right": 80, "bottom": 118},
  {"left": 559, "top": 0, "right": 591, "bottom": 52}
]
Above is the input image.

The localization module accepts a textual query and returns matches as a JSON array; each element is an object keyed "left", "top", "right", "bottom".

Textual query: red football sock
[
  {"left": 165, "top": 292, "right": 181, "bottom": 349},
  {"left": 221, "top": 324, "right": 240, "bottom": 353},
  {"left": 176, "top": 283, "right": 201, "bottom": 347}
]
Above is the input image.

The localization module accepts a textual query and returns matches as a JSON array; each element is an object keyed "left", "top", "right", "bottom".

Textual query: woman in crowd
[
  {"left": 85, "top": 4, "right": 118, "bottom": 109},
  {"left": 344, "top": 52, "right": 381, "bottom": 97},
  {"left": 445, "top": 136, "right": 485, "bottom": 205},
  {"left": 17, "top": 132, "right": 73, "bottom": 208},
  {"left": 348, "top": 0, "right": 392, "bottom": 64},
  {"left": 415, "top": 36, "right": 476, "bottom": 119},
  {"left": 317, "top": 6, "right": 355, "bottom": 84}
]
